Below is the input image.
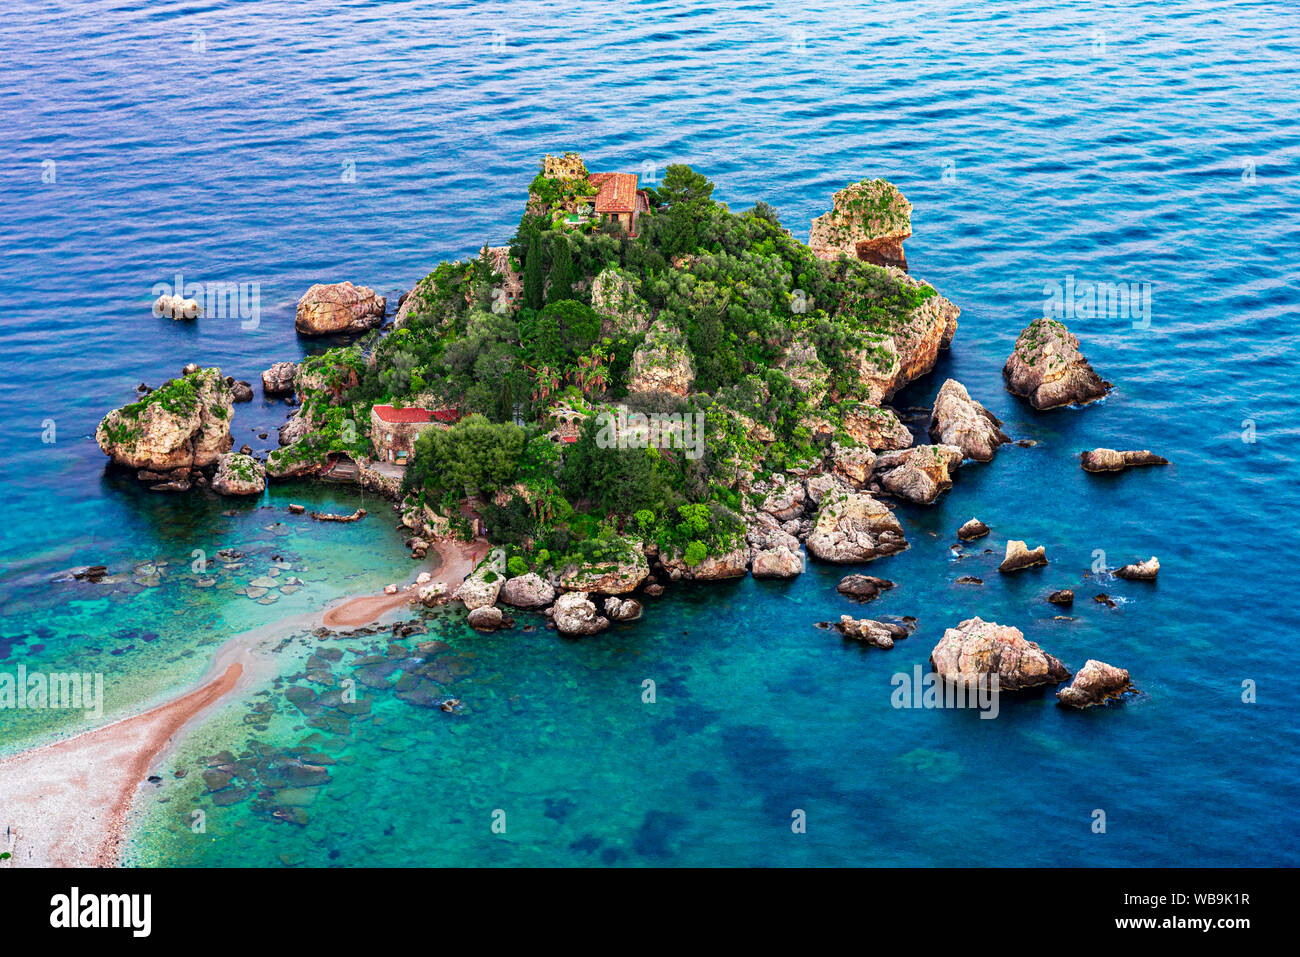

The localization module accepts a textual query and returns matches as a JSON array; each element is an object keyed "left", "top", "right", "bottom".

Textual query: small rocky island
[{"left": 95, "top": 152, "right": 1157, "bottom": 703}]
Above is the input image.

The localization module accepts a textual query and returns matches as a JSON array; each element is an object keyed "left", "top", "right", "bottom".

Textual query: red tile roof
[
  {"left": 372, "top": 405, "right": 436, "bottom": 424},
  {"left": 590, "top": 172, "right": 639, "bottom": 213}
]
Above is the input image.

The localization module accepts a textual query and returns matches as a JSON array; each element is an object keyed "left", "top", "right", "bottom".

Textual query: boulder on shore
[
  {"left": 1080, "top": 448, "right": 1169, "bottom": 472},
  {"left": 211, "top": 453, "right": 266, "bottom": 496},
  {"left": 453, "top": 549, "right": 505, "bottom": 610},
  {"left": 957, "top": 518, "right": 990, "bottom": 542},
  {"left": 553, "top": 591, "right": 609, "bottom": 636},
  {"left": 95, "top": 367, "right": 233, "bottom": 473},
  {"left": 999, "top": 540, "right": 1048, "bottom": 573},
  {"left": 262, "top": 361, "right": 298, "bottom": 397},
  {"left": 750, "top": 545, "right": 805, "bottom": 578},
  {"left": 499, "top": 573, "right": 555, "bottom": 609},
  {"left": 806, "top": 490, "right": 908, "bottom": 563},
  {"left": 603, "top": 597, "right": 643, "bottom": 622},
  {"left": 1003, "top": 318, "right": 1111, "bottom": 410},
  {"left": 835, "top": 616, "right": 909, "bottom": 649},
  {"left": 1115, "top": 556, "right": 1159, "bottom": 580},
  {"left": 467, "top": 606, "right": 504, "bottom": 631},
  {"left": 1056, "top": 659, "right": 1134, "bottom": 709},
  {"left": 875, "top": 445, "right": 963, "bottom": 504},
  {"left": 295, "top": 282, "right": 386, "bottom": 336},
  {"left": 929, "top": 379, "right": 1010, "bottom": 462},
  {"left": 930, "top": 617, "right": 1071, "bottom": 691}
]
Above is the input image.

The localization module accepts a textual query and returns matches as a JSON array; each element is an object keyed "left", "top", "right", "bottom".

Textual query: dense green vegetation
[{"left": 284, "top": 156, "right": 940, "bottom": 571}]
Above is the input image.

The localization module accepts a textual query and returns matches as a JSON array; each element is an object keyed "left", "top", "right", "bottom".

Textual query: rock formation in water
[
  {"left": 1080, "top": 448, "right": 1169, "bottom": 472},
  {"left": 929, "top": 379, "right": 1010, "bottom": 461},
  {"left": 1003, "top": 318, "right": 1111, "bottom": 410},
  {"left": 1115, "top": 556, "right": 1159, "bottom": 580},
  {"left": 875, "top": 445, "right": 963, "bottom": 504},
  {"left": 295, "top": 282, "right": 386, "bottom": 336},
  {"left": 809, "top": 178, "right": 912, "bottom": 270},
  {"left": 931, "top": 617, "right": 1071, "bottom": 691},
  {"left": 806, "top": 490, "right": 908, "bottom": 562},
  {"left": 211, "top": 453, "right": 266, "bottom": 496},
  {"left": 95, "top": 367, "right": 233, "bottom": 473},
  {"left": 999, "top": 539, "right": 1048, "bottom": 573},
  {"left": 1056, "top": 659, "right": 1134, "bottom": 709}
]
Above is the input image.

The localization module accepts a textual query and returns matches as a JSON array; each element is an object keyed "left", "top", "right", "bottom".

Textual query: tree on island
[
  {"left": 547, "top": 234, "right": 574, "bottom": 303},
  {"left": 523, "top": 232, "right": 545, "bottom": 310}
]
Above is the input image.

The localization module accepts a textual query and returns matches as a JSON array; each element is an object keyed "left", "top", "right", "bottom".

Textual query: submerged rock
[
  {"left": 1115, "top": 556, "right": 1159, "bottom": 580},
  {"left": 929, "top": 379, "right": 1010, "bottom": 462},
  {"left": 295, "top": 282, "right": 386, "bottom": 336},
  {"left": 1056, "top": 659, "right": 1134, "bottom": 709},
  {"left": 806, "top": 490, "right": 907, "bottom": 563},
  {"left": 1080, "top": 448, "right": 1169, "bottom": 472},
  {"left": 930, "top": 617, "right": 1071, "bottom": 691},
  {"left": 999, "top": 540, "right": 1048, "bottom": 573},
  {"left": 1003, "top": 318, "right": 1111, "bottom": 410},
  {"left": 957, "top": 518, "right": 990, "bottom": 542}
]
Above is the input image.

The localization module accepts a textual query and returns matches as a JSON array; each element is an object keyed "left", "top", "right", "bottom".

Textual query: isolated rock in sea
[
  {"left": 957, "top": 518, "right": 990, "bottom": 542},
  {"left": 875, "top": 444, "right": 963, "bottom": 504},
  {"left": 499, "top": 573, "right": 555, "bottom": 609},
  {"left": 750, "top": 545, "right": 804, "bottom": 578},
  {"left": 835, "top": 616, "right": 909, "bottom": 649},
  {"left": 836, "top": 574, "right": 895, "bottom": 602},
  {"left": 295, "top": 282, "right": 386, "bottom": 336},
  {"left": 806, "top": 490, "right": 908, "bottom": 563},
  {"left": 627, "top": 317, "right": 695, "bottom": 397},
  {"left": 603, "top": 597, "right": 643, "bottom": 622},
  {"left": 467, "top": 606, "right": 504, "bottom": 632},
  {"left": 809, "top": 178, "right": 912, "bottom": 269},
  {"left": 1056, "top": 659, "right": 1134, "bottom": 709},
  {"left": 929, "top": 379, "right": 1010, "bottom": 462},
  {"left": 553, "top": 591, "right": 609, "bottom": 636},
  {"left": 226, "top": 377, "right": 254, "bottom": 403},
  {"left": 1080, "top": 448, "right": 1170, "bottom": 472},
  {"left": 930, "top": 617, "right": 1071, "bottom": 691},
  {"left": 1003, "top": 318, "right": 1111, "bottom": 410},
  {"left": 1115, "top": 556, "right": 1159, "bottom": 580},
  {"left": 95, "top": 367, "right": 233, "bottom": 472},
  {"left": 999, "top": 540, "right": 1048, "bottom": 573},
  {"left": 262, "top": 361, "right": 298, "bottom": 397},
  {"left": 211, "top": 453, "right": 266, "bottom": 496},
  {"left": 153, "top": 293, "right": 201, "bottom": 320},
  {"left": 453, "top": 550, "right": 506, "bottom": 610},
  {"left": 559, "top": 546, "right": 649, "bottom": 595},
  {"left": 1047, "top": 589, "right": 1074, "bottom": 605}
]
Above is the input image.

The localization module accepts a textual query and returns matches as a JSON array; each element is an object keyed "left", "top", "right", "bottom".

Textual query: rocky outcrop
[
  {"left": 453, "top": 549, "right": 506, "bottom": 611},
  {"left": 1115, "top": 556, "right": 1159, "bottom": 580},
  {"left": 559, "top": 545, "right": 649, "bottom": 594},
  {"left": 499, "top": 573, "right": 555, "bottom": 609},
  {"left": 835, "top": 616, "right": 910, "bottom": 649},
  {"left": 262, "top": 361, "right": 298, "bottom": 397},
  {"left": 929, "top": 379, "right": 1010, "bottom": 462},
  {"left": 1047, "top": 589, "right": 1074, "bottom": 605},
  {"left": 830, "top": 444, "right": 877, "bottom": 486},
  {"left": 851, "top": 270, "right": 959, "bottom": 404},
  {"left": 95, "top": 367, "right": 233, "bottom": 472},
  {"left": 211, "top": 453, "right": 266, "bottom": 496},
  {"left": 1080, "top": 449, "right": 1169, "bottom": 472},
  {"left": 750, "top": 545, "right": 804, "bottom": 578},
  {"left": 930, "top": 617, "right": 1071, "bottom": 691},
  {"left": 806, "top": 490, "right": 907, "bottom": 563},
  {"left": 603, "top": 597, "right": 643, "bottom": 622},
  {"left": 553, "top": 591, "right": 609, "bottom": 636},
  {"left": 627, "top": 317, "right": 695, "bottom": 397},
  {"left": 467, "top": 606, "right": 504, "bottom": 632},
  {"left": 875, "top": 445, "right": 963, "bottom": 504},
  {"left": 759, "top": 477, "right": 806, "bottom": 522},
  {"left": 659, "top": 547, "right": 749, "bottom": 581},
  {"left": 803, "top": 472, "right": 845, "bottom": 507},
  {"left": 277, "top": 410, "right": 311, "bottom": 447},
  {"left": 295, "top": 282, "right": 386, "bottom": 336},
  {"left": 836, "top": 574, "right": 895, "bottom": 602},
  {"left": 842, "top": 405, "right": 913, "bottom": 451},
  {"left": 1004, "top": 318, "right": 1111, "bottom": 410},
  {"left": 809, "top": 179, "right": 912, "bottom": 269},
  {"left": 590, "top": 267, "right": 653, "bottom": 338},
  {"left": 225, "top": 377, "right": 254, "bottom": 403},
  {"left": 957, "top": 518, "right": 990, "bottom": 542},
  {"left": 999, "top": 540, "right": 1048, "bottom": 573},
  {"left": 1056, "top": 659, "right": 1133, "bottom": 709}
]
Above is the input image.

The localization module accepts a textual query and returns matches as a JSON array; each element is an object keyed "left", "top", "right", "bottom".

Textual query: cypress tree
[
  {"left": 547, "top": 234, "right": 573, "bottom": 303},
  {"left": 523, "top": 232, "right": 545, "bottom": 310}
]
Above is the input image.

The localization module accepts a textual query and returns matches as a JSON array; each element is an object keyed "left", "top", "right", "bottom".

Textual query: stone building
[{"left": 370, "top": 404, "right": 459, "bottom": 465}]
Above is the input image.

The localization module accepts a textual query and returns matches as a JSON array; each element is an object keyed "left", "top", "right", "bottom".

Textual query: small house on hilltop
[
  {"left": 370, "top": 404, "right": 460, "bottom": 465},
  {"left": 589, "top": 172, "right": 650, "bottom": 236}
]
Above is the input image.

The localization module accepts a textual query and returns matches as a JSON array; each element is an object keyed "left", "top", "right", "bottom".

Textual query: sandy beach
[{"left": 0, "top": 537, "right": 486, "bottom": 867}]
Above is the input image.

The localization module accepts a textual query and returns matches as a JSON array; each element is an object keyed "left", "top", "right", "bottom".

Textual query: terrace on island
[{"left": 370, "top": 404, "right": 460, "bottom": 465}]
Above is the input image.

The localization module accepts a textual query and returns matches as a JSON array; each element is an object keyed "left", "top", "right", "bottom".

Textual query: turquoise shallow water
[{"left": 2, "top": 0, "right": 1299, "bottom": 865}]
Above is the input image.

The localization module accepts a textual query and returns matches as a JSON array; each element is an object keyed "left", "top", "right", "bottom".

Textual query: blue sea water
[{"left": 2, "top": 0, "right": 1298, "bottom": 865}]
